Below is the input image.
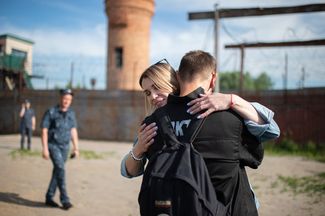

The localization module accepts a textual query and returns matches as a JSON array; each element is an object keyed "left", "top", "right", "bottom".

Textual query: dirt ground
[{"left": 0, "top": 134, "right": 324, "bottom": 216}]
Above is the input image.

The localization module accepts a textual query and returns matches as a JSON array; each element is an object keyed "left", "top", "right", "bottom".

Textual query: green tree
[
  {"left": 243, "top": 72, "right": 255, "bottom": 91},
  {"left": 255, "top": 72, "right": 273, "bottom": 91},
  {"left": 219, "top": 71, "right": 273, "bottom": 91},
  {"left": 219, "top": 71, "right": 239, "bottom": 90},
  {"left": 66, "top": 81, "right": 72, "bottom": 89}
]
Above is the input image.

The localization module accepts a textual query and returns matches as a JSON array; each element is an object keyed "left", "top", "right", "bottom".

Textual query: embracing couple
[{"left": 121, "top": 50, "right": 280, "bottom": 216}]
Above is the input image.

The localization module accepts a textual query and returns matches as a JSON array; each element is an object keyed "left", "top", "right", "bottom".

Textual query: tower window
[
  {"left": 115, "top": 47, "right": 123, "bottom": 68},
  {"left": 12, "top": 49, "right": 27, "bottom": 58}
]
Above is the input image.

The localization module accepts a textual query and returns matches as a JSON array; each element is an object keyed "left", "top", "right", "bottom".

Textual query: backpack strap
[{"left": 189, "top": 117, "right": 207, "bottom": 144}]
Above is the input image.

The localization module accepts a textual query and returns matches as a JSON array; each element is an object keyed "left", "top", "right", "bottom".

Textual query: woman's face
[{"left": 141, "top": 77, "right": 170, "bottom": 109}]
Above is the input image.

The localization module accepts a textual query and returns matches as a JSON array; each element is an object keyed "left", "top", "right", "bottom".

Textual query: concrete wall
[
  {"left": 0, "top": 90, "right": 146, "bottom": 141},
  {"left": 1, "top": 88, "right": 325, "bottom": 144}
]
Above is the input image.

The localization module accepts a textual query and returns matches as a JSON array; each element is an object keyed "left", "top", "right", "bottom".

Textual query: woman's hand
[
  {"left": 132, "top": 122, "right": 158, "bottom": 158},
  {"left": 187, "top": 92, "right": 232, "bottom": 119}
]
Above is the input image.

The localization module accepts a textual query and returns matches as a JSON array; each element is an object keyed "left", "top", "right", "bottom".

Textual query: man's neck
[
  {"left": 179, "top": 80, "right": 206, "bottom": 96},
  {"left": 60, "top": 106, "right": 69, "bottom": 112}
]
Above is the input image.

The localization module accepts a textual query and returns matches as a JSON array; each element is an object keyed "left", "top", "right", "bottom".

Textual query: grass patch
[
  {"left": 79, "top": 150, "right": 116, "bottom": 160},
  {"left": 79, "top": 150, "right": 105, "bottom": 160},
  {"left": 9, "top": 149, "right": 115, "bottom": 160},
  {"left": 102, "top": 151, "right": 116, "bottom": 157},
  {"left": 10, "top": 149, "right": 41, "bottom": 159},
  {"left": 265, "top": 138, "right": 325, "bottom": 162},
  {"left": 276, "top": 172, "right": 325, "bottom": 197}
]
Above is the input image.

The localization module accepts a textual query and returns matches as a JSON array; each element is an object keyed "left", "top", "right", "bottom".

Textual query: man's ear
[
  {"left": 176, "top": 72, "right": 183, "bottom": 86},
  {"left": 209, "top": 73, "right": 217, "bottom": 91},
  {"left": 176, "top": 72, "right": 180, "bottom": 83}
]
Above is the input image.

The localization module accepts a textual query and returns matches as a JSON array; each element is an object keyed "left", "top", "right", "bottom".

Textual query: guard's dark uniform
[
  {"left": 144, "top": 87, "right": 259, "bottom": 216},
  {"left": 20, "top": 108, "right": 35, "bottom": 150},
  {"left": 41, "top": 105, "right": 77, "bottom": 205}
]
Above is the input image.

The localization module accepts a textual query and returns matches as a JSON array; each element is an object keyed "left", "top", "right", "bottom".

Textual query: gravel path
[{"left": 0, "top": 135, "right": 324, "bottom": 216}]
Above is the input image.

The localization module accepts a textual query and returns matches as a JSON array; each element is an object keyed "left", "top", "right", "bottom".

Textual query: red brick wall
[
  {"left": 1, "top": 88, "right": 324, "bottom": 144},
  {"left": 241, "top": 88, "right": 325, "bottom": 145}
]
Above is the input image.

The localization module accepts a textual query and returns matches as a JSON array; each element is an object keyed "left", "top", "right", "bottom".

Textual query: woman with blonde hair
[{"left": 139, "top": 59, "right": 179, "bottom": 115}]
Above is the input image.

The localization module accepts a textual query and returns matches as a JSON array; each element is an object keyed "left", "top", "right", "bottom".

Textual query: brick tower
[{"left": 105, "top": 0, "right": 155, "bottom": 90}]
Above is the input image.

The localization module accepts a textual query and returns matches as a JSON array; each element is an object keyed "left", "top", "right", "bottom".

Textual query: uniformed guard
[
  {"left": 40, "top": 89, "right": 79, "bottom": 210},
  {"left": 19, "top": 99, "right": 36, "bottom": 150}
]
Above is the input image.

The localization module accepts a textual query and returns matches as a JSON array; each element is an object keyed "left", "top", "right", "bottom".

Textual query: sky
[{"left": 1, "top": 0, "right": 325, "bottom": 90}]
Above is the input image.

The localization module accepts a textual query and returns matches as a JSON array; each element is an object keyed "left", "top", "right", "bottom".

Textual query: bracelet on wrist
[
  {"left": 230, "top": 94, "right": 235, "bottom": 108},
  {"left": 130, "top": 148, "right": 144, "bottom": 161}
]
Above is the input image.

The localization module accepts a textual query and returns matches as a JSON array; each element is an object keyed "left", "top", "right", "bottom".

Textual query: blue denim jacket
[
  {"left": 121, "top": 102, "right": 280, "bottom": 178},
  {"left": 245, "top": 102, "right": 280, "bottom": 142}
]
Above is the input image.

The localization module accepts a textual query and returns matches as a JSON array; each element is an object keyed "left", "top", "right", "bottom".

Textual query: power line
[
  {"left": 202, "top": 22, "right": 213, "bottom": 50},
  {"left": 220, "top": 50, "right": 235, "bottom": 70},
  {"left": 221, "top": 23, "right": 240, "bottom": 43}
]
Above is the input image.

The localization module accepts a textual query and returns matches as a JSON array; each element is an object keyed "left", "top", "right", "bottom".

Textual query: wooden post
[
  {"left": 70, "top": 62, "right": 74, "bottom": 88},
  {"left": 239, "top": 46, "right": 245, "bottom": 95},
  {"left": 189, "top": 4, "right": 325, "bottom": 20},
  {"left": 284, "top": 53, "right": 288, "bottom": 90},
  {"left": 214, "top": 4, "right": 220, "bottom": 92}
]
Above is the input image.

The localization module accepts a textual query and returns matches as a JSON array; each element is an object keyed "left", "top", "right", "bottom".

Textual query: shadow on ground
[{"left": 0, "top": 192, "right": 47, "bottom": 208}]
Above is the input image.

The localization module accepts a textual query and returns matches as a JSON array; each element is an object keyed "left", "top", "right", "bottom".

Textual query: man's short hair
[{"left": 178, "top": 50, "right": 216, "bottom": 82}]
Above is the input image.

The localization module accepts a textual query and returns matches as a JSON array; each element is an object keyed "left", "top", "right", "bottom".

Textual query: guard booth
[{"left": 0, "top": 34, "right": 34, "bottom": 90}]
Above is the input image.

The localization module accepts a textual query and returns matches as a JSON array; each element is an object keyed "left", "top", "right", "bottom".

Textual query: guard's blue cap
[{"left": 60, "top": 89, "right": 74, "bottom": 96}]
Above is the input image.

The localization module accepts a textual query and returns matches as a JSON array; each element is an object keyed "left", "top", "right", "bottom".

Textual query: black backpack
[{"left": 138, "top": 108, "right": 226, "bottom": 216}]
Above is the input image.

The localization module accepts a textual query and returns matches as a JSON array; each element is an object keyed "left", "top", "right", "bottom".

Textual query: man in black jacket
[{"left": 144, "top": 50, "right": 259, "bottom": 216}]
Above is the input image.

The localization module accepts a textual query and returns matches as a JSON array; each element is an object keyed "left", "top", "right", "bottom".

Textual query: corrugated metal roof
[{"left": 0, "top": 33, "right": 34, "bottom": 45}]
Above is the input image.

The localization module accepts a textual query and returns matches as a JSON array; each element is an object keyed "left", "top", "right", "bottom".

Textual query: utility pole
[
  {"left": 189, "top": 3, "right": 325, "bottom": 92},
  {"left": 214, "top": 4, "right": 220, "bottom": 92},
  {"left": 225, "top": 39, "right": 325, "bottom": 90},
  {"left": 239, "top": 45, "right": 245, "bottom": 95},
  {"left": 82, "top": 75, "right": 86, "bottom": 89},
  {"left": 299, "top": 66, "right": 306, "bottom": 89},
  {"left": 46, "top": 77, "right": 49, "bottom": 89},
  {"left": 70, "top": 62, "right": 74, "bottom": 88},
  {"left": 284, "top": 53, "right": 288, "bottom": 90}
]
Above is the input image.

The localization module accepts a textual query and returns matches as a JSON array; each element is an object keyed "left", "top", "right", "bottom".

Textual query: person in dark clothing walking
[
  {"left": 19, "top": 99, "right": 35, "bottom": 150},
  {"left": 40, "top": 89, "right": 79, "bottom": 210},
  {"left": 142, "top": 50, "right": 260, "bottom": 215}
]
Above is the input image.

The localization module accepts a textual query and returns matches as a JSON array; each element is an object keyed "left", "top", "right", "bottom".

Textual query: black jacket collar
[{"left": 167, "top": 87, "right": 205, "bottom": 105}]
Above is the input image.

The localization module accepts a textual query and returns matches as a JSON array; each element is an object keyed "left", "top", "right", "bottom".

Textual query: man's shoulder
[
  {"left": 43, "top": 105, "right": 58, "bottom": 117},
  {"left": 142, "top": 106, "right": 166, "bottom": 125},
  {"left": 142, "top": 112, "right": 156, "bottom": 125},
  {"left": 67, "top": 107, "right": 76, "bottom": 114},
  {"left": 209, "top": 109, "right": 243, "bottom": 120},
  {"left": 48, "top": 105, "right": 58, "bottom": 113}
]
